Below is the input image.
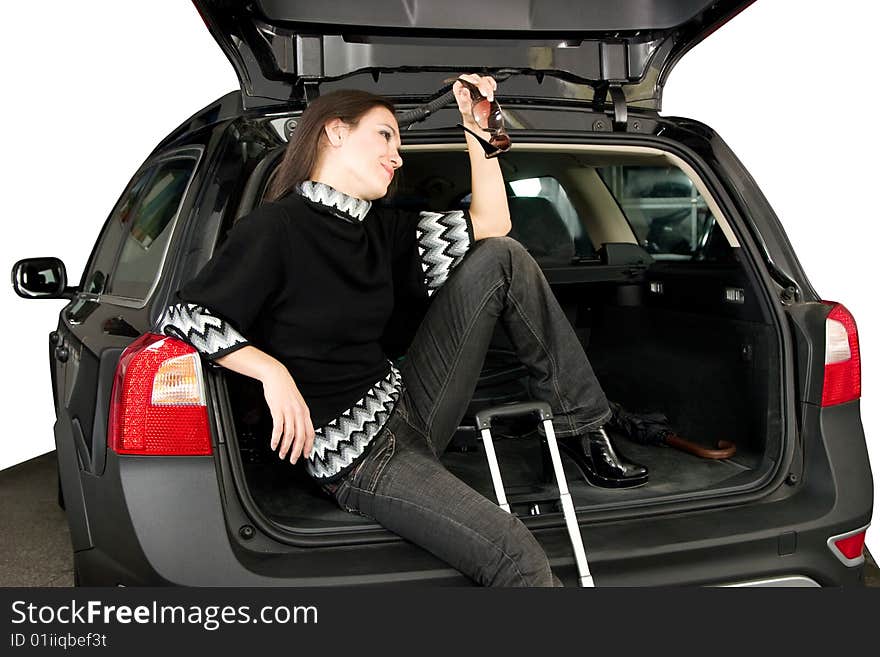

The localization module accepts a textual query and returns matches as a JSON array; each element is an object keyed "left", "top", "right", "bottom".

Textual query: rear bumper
[
  {"left": 721, "top": 576, "right": 820, "bottom": 587},
  {"left": 78, "top": 403, "right": 872, "bottom": 587}
]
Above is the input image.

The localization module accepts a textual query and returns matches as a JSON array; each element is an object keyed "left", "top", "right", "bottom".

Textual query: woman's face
[{"left": 324, "top": 106, "right": 403, "bottom": 201}]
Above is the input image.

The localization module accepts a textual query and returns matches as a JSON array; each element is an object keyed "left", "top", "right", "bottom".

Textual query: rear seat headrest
[{"left": 507, "top": 196, "right": 574, "bottom": 260}]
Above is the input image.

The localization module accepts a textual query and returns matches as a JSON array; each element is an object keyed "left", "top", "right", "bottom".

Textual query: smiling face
[{"left": 313, "top": 106, "right": 403, "bottom": 201}]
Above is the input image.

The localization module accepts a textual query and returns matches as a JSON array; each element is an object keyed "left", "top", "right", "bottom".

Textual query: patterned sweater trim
[
  {"left": 415, "top": 210, "right": 473, "bottom": 296},
  {"left": 304, "top": 364, "right": 402, "bottom": 481},
  {"left": 156, "top": 303, "right": 248, "bottom": 360},
  {"left": 297, "top": 180, "right": 372, "bottom": 223}
]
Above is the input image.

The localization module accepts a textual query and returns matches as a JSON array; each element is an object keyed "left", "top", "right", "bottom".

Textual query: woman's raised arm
[{"left": 453, "top": 73, "right": 511, "bottom": 240}]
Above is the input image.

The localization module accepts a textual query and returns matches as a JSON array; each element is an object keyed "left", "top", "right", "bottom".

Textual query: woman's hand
[
  {"left": 215, "top": 346, "right": 315, "bottom": 464},
  {"left": 262, "top": 362, "right": 315, "bottom": 463},
  {"left": 452, "top": 73, "right": 497, "bottom": 132},
  {"left": 449, "top": 73, "right": 511, "bottom": 239}
]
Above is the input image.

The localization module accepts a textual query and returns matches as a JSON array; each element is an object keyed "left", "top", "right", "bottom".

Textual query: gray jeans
[{"left": 330, "top": 237, "right": 611, "bottom": 586}]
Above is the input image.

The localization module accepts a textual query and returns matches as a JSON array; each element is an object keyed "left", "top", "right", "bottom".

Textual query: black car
[{"left": 12, "top": 0, "right": 872, "bottom": 586}]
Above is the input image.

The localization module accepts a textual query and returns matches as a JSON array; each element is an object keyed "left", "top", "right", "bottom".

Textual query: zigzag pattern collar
[{"left": 297, "top": 180, "right": 372, "bottom": 223}]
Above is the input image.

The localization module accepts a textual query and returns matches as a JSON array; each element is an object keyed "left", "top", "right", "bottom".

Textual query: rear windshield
[
  {"left": 248, "top": 146, "right": 733, "bottom": 266},
  {"left": 376, "top": 149, "right": 732, "bottom": 265}
]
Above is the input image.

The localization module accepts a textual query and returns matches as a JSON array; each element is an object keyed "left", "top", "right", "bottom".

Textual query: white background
[{"left": 2, "top": 2, "right": 876, "bottom": 551}]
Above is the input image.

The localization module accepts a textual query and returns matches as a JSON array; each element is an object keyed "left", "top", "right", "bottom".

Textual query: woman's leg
[
  {"left": 333, "top": 411, "right": 560, "bottom": 587},
  {"left": 400, "top": 236, "right": 612, "bottom": 455}
]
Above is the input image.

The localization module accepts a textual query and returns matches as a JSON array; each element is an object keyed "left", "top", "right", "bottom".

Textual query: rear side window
[
  {"left": 597, "top": 165, "right": 730, "bottom": 262},
  {"left": 106, "top": 158, "right": 196, "bottom": 299},
  {"left": 82, "top": 171, "right": 155, "bottom": 295}
]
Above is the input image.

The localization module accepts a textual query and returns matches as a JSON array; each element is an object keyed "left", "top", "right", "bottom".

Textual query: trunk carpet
[{"left": 243, "top": 429, "right": 754, "bottom": 528}]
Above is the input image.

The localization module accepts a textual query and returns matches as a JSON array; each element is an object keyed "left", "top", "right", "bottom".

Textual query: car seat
[{"left": 506, "top": 196, "right": 575, "bottom": 266}]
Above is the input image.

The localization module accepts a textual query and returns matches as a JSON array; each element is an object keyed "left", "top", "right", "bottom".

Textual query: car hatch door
[{"left": 193, "top": 0, "right": 755, "bottom": 109}]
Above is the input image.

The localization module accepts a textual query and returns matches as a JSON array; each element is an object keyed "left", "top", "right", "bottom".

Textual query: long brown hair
[{"left": 265, "top": 90, "right": 396, "bottom": 202}]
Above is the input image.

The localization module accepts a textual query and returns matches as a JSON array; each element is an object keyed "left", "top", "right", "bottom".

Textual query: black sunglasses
[{"left": 449, "top": 78, "right": 511, "bottom": 158}]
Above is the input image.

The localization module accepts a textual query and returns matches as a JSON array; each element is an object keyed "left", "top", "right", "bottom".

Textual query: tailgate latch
[{"left": 592, "top": 82, "right": 628, "bottom": 132}]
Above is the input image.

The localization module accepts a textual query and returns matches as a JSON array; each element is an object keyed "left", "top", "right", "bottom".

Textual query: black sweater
[{"left": 158, "top": 181, "right": 474, "bottom": 480}]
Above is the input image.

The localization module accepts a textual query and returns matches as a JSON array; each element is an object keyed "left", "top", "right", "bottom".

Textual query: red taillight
[
  {"left": 835, "top": 532, "right": 866, "bottom": 560},
  {"left": 821, "top": 302, "right": 861, "bottom": 407},
  {"left": 108, "top": 333, "right": 212, "bottom": 456},
  {"left": 828, "top": 528, "right": 868, "bottom": 566}
]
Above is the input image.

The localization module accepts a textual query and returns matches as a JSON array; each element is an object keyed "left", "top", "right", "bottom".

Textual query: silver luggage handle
[
  {"left": 477, "top": 401, "right": 595, "bottom": 588},
  {"left": 475, "top": 401, "right": 554, "bottom": 429}
]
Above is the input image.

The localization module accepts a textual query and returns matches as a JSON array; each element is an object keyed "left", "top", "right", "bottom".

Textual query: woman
[{"left": 158, "top": 74, "right": 647, "bottom": 586}]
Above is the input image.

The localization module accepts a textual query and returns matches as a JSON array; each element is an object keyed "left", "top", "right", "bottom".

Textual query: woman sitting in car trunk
[{"left": 157, "top": 74, "right": 647, "bottom": 586}]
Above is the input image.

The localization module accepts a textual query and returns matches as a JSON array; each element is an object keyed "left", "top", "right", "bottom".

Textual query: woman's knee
[
  {"left": 488, "top": 520, "right": 556, "bottom": 587},
  {"left": 471, "top": 236, "right": 537, "bottom": 274},
  {"left": 478, "top": 235, "right": 528, "bottom": 258}
]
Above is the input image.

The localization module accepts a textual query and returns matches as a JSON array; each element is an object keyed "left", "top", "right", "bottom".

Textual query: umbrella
[{"left": 607, "top": 401, "right": 736, "bottom": 460}]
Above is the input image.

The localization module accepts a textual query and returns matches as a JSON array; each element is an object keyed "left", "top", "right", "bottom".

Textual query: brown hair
[{"left": 265, "top": 90, "right": 396, "bottom": 202}]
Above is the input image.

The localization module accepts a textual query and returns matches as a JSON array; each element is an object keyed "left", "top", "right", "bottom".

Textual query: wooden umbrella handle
[{"left": 664, "top": 433, "right": 737, "bottom": 459}]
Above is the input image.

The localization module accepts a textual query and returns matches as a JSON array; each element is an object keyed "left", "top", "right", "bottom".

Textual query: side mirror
[{"left": 11, "top": 257, "right": 75, "bottom": 299}]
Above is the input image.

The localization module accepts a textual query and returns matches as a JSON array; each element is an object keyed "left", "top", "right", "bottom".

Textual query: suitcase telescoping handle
[
  {"left": 476, "top": 401, "right": 595, "bottom": 587},
  {"left": 475, "top": 401, "right": 553, "bottom": 429}
]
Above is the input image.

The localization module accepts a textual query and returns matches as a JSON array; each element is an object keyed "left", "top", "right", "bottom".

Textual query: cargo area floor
[{"left": 242, "top": 429, "right": 756, "bottom": 529}]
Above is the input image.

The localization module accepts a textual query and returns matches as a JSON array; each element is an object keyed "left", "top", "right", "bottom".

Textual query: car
[{"left": 11, "top": 0, "right": 873, "bottom": 586}]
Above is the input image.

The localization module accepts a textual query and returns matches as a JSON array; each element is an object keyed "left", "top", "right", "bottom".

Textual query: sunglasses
[{"left": 448, "top": 77, "right": 511, "bottom": 158}]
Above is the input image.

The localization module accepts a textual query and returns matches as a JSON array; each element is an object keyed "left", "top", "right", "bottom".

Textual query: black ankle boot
[{"left": 551, "top": 427, "right": 649, "bottom": 489}]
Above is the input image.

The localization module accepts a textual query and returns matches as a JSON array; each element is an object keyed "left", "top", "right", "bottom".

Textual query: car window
[
  {"left": 597, "top": 165, "right": 731, "bottom": 262},
  {"left": 105, "top": 158, "right": 196, "bottom": 300},
  {"left": 463, "top": 176, "right": 594, "bottom": 264},
  {"left": 509, "top": 176, "right": 595, "bottom": 260},
  {"left": 81, "top": 170, "right": 155, "bottom": 295}
]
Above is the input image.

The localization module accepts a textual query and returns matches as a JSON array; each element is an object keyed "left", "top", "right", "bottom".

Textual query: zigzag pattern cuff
[
  {"left": 156, "top": 303, "right": 248, "bottom": 359},
  {"left": 416, "top": 210, "right": 472, "bottom": 296},
  {"left": 305, "top": 365, "right": 401, "bottom": 481}
]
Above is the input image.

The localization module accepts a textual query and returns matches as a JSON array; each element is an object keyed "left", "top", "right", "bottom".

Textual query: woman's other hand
[
  {"left": 453, "top": 73, "right": 497, "bottom": 132},
  {"left": 262, "top": 362, "right": 315, "bottom": 463},
  {"left": 216, "top": 346, "right": 315, "bottom": 463}
]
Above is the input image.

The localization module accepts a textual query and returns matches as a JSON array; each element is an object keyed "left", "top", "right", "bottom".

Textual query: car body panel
[{"left": 193, "top": 0, "right": 754, "bottom": 108}]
